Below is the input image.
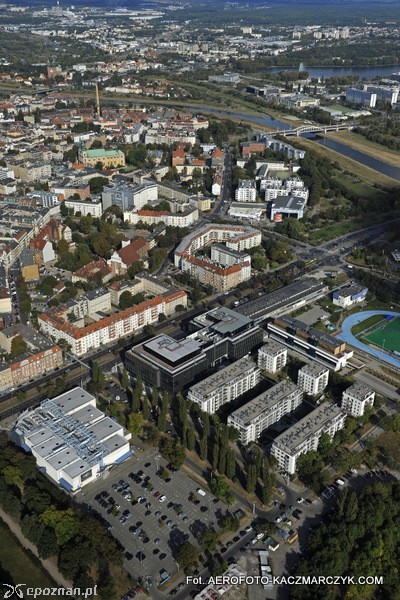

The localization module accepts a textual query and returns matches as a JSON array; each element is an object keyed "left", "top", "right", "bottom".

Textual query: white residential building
[
  {"left": 211, "top": 243, "right": 251, "bottom": 271},
  {"left": 174, "top": 224, "right": 262, "bottom": 267},
  {"left": 228, "top": 381, "right": 303, "bottom": 444},
  {"left": 187, "top": 356, "right": 260, "bottom": 414},
  {"left": 341, "top": 382, "right": 375, "bottom": 417},
  {"left": 258, "top": 340, "right": 287, "bottom": 373},
  {"left": 13, "top": 387, "right": 132, "bottom": 491},
  {"left": 64, "top": 197, "right": 103, "bottom": 218},
  {"left": 297, "top": 362, "right": 329, "bottom": 395},
  {"left": 124, "top": 207, "right": 198, "bottom": 228},
  {"left": 235, "top": 179, "right": 257, "bottom": 202},
  {"left": 271, "top": 402, "right": 346, "bottom": 474}
]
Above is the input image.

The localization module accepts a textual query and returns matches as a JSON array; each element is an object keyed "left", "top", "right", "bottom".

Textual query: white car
[
  {"left": 297, "top": 497, "right": 304, "bottom": 504},
  {"left": 159, "top": 495, "right": 166, "bottom": 503}
]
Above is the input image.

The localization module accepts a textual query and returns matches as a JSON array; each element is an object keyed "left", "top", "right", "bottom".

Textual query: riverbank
[
  {"left": 0, "top": 508, "right": 72, "bottom": 590},
  {"left": 325, "top": 131, "right": 400, "bottom": 168},
  {"left": 294, "top": 136, "right": 400, "bottom": 188}
]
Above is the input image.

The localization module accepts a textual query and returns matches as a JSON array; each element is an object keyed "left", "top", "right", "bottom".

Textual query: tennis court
[{"left": 364, "top": 317, "right": 400, "bottom": 352}]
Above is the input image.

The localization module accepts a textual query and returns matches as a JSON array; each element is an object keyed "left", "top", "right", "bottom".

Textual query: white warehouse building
[
  {"left": 187, "top": 356, "right": 260, "bottom": 414},
  {"left": 13, "top": 387, "right": 132, "bottom": 491},
  {"left": 271, "top": 402, "right": 346, "bottom": 474}
]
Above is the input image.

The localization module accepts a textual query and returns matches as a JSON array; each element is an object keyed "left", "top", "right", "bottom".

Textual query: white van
[{"left": 196, "top": 488, "right": 206, "bottom": 496}]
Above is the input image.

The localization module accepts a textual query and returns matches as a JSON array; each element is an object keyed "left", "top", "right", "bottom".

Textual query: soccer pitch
[{"left": 364, "top": 317, "right": 400, "bottom": 353}]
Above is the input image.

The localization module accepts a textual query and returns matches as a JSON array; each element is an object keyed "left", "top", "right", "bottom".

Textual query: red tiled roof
[
  {"left": 117, "top": 238, "right": 148, "bottom": 266},
  {"left": 138, "top": 210, "right": 169, "bottom": 217}
]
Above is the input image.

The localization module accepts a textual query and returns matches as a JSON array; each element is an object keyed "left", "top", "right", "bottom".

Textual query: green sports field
[{"left": 364, "top": 317, "right": 400, "bottom": 352}]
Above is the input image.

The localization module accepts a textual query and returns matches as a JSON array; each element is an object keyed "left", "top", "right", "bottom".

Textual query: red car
[{"left": 153, "top": 491, "right": 160, "bottom": 498}]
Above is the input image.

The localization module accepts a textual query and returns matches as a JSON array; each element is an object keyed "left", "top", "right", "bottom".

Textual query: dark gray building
[{"left": 125, "top": 307, "right": 263, "bottom": 394}]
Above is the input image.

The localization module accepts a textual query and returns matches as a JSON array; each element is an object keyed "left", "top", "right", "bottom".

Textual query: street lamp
[
  {"left": 155, "top": 453, "right": 161, "bottom": 473},
  {"left": 382, "top": 339, "right": 386, "bottom": 352}
]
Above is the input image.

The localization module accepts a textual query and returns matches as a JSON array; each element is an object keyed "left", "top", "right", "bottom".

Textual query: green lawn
[
  {"left": 0, "top": 520, "right": 56, "bottom": 590},
  {"left": 365, "top": 317, "right": 400, "bottom": 352},
  {"left": 350, "top": 314, "right": 385, "bottom": 336}
]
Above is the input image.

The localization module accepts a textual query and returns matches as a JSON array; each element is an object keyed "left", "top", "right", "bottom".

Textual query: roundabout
[{"left": 338, "top": 310, "right": 400, "bottom": 369}]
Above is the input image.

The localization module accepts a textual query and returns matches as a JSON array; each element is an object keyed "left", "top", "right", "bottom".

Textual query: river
[
  {"left": 190, "top": 106, "right": 400, "bottom": 180},
  {"left": 188, "top": 106, "right": 293, "bottom": 131},
  {"left": 312, "top": 137, "right": 400, "bottom": 181},
  {"left": 270, "top": 64, "right": 399, "bottom": 80}
]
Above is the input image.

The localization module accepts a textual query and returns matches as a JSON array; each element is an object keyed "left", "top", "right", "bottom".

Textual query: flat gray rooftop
[
  {"left": 299, "top": 361, "right": 330, "bottom": 377},
  {"left": 144, "top": 334, "right": 202, "bottom": 364},
  {"left": 188, "top": 356, "right": 257, "bottom": 399},
  {"left": 237, "top": 279, "right": 327, "bottom": 320},
  {"left": 259, "top": 340, "right": 287, "bottom": 357},
  {"left": 51, "top": 387, "right": 95, "bottom": 414},
  {"left": 273, "top": 402, "right": 344, "bottom": 453},
  {"left": 344, "top": 382, "right": 374, "bottom": 400},
  {"left": 229, "top": 380, "right": 302, "bottom": 426}
]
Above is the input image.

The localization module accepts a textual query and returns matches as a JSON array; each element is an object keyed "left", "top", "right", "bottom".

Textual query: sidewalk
[{"left": 0, "top": 507, "right": 72, "bottom": 590}]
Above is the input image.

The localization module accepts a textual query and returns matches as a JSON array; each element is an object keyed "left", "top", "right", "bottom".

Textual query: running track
[{"left": 338, "top": 310, "right": 400, "bottom": 369}]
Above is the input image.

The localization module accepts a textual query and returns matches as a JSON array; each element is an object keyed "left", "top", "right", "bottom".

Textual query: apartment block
[
  {"left": 297, "top": 362, "right": 329, "bottom": 395},
  {"left": 39, "top": 289, "right": 187, "bottom": 357},
  {"left": 257, "top": 340, "right": 287, "bottom": 373},
  {"left": 3, "top": 345, "right": 63, "bottom": 392},
  {"left": 271, "top": 403, "right": 346, "bottom": 474},
  {"left": 227, "top": 380, "right": 303, "bottom": 445},
  {"left": 187, "top": 356, "right": 260, "bottom": 414},
  {"left": 235, "top": 179, "right": 257, "bottom": 202},
  {"left": 341, "top": 382, "right": 375, "bottom": 417},
  {"left": 64, "top": 197, "right": 103, "bottom": 218},
  {"left": 174, "top": 224, "right": 261, "bottom": 267},
  {"left": 345, "top": 88, "right": 377, "bottom": 108}
]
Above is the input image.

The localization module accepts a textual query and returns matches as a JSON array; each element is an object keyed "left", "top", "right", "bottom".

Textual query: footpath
[{"left": 0, "top": 507, "right": 72, "bottom": 590}]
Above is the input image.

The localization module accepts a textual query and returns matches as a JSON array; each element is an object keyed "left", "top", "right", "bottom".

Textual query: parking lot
[{"left": 79, "top": 446, "right": 235, "bottom": 592}]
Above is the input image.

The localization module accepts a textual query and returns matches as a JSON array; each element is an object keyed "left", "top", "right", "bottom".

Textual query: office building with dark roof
[{"left": 125, "top": 307, "right": 263, "bottom": 394}]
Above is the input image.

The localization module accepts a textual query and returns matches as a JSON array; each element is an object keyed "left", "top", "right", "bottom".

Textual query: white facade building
[
  {"left": 64, "top": 197, "right": 103, "bottom": 218},
  {"left": 342, "top": 382, "right": 375, "bottom": 417},
  {"left": 297, "top": 362, "right": 329, "bottom": 396},
  {"left": 271, "top": 402, "right": 346, "bottom": 474},
  {"left": 187, "top": 356, "right": 260, "bottom": 414},
  {"left": 124, "top": 207, "right": 198, "bottom": 228},
  {"left": 13, "top": 387, "right": 132, "bottom": 491},
  {"left": 174, "top": 224, "right": 262, "bottom": 267},
  {"left": 235, "top": 179, "right": 257, "bottom": 202},
  {"left": 228, "top": 380, "right": 303, "bottom": 444},
  {"left": 257, "top": 340, "right": 287, "bottom": 373}
]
